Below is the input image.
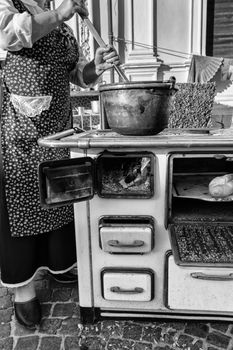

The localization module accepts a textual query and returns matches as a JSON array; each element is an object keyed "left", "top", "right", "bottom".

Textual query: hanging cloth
[{"left": 187, "top": 54, "right": 224, "bottom": 83}]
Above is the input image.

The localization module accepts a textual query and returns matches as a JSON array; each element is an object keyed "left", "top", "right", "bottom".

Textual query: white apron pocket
[{"left": 10, "top": 93, "right": 52, "bottom": 118}]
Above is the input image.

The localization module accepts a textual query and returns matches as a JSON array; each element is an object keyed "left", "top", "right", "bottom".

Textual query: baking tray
[{"left": 173, "top": 174, "right": 233, "bottom": 202}]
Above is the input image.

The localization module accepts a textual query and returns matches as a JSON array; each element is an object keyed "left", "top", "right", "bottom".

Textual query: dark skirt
[
  {"left": 0, "top": 216, "right": 77, "bottom": 287},
  {"left": 0, "top": 153, "right": 77, "bottom": 287}
]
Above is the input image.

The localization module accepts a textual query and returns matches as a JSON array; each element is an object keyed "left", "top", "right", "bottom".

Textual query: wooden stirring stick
[{"left": 81, "top": 17, "right": 129, "bottom": 83}]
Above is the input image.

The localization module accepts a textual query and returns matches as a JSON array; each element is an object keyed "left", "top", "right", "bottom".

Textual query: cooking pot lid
[{"left": 99, "top": 80, "right": 176, "bottom": 92}]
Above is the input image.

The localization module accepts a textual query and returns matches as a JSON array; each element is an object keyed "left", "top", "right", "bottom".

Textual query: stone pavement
[{"left": 1, "top": 271, "right": 233, "bottom": 350}]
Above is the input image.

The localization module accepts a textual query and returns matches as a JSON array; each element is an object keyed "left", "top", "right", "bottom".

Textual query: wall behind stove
[
  {"left": 87, "top": 0, "right": 208, "bottom": 84},
  {"left": 50, "top": 0, "right": 208, "bottom": 84}
]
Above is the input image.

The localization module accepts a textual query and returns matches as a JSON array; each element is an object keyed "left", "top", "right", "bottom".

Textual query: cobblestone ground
[{"left": 1, "top": 272, "right": 233, "bottom": 350}]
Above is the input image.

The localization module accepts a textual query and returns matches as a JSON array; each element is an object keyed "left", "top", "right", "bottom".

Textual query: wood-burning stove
[{"left": 38, "top": 128, "right": 233, "bottom": 323}]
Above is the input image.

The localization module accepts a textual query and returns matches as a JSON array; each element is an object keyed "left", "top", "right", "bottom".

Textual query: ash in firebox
[{"left": 101, "top": 156, "right": 152, "bottom": 196}]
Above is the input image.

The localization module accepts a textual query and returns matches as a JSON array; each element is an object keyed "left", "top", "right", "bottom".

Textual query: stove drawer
[
  {"left": 101, "top": 269, "right": 154, "bottom": 301},
  {"left": 100, "top": 226, "right": 153, "bottom": 254},
  {"left": 166, "top": 254, "right": 233, "bottom": 312}
]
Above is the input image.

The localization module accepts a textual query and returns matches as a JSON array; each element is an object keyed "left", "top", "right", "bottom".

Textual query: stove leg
[{"left": 79, "top": 307, "right": 100, "bottom": 324}]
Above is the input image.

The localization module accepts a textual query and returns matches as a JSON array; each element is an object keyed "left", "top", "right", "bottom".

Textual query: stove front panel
[
  {"left": 73, "top": 148, "right": 169, "bottom": 311},
  {"left": 72, "top": 148, "right": 233, "bottom": 320}
]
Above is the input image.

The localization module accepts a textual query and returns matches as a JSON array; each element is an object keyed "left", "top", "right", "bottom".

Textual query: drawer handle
[
  {"left": 191, "top": 272, "right": 233, "bottom": 281},
  {"left": 107, "top": 240, "right": 145, "bottom": 248},
  {"left": 110, "top": 286, "right": 144, "bottom": 294}
]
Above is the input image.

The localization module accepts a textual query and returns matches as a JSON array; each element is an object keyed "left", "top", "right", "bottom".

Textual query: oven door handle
[
  {"left": 110, "top": 286, "right": 144, "bottom": 294},
  {"left": 191, "top": 272, "right": 233, "bottom": 281},
  {"left": 107, "top": 240, "right": 145, "bottom": 248}
]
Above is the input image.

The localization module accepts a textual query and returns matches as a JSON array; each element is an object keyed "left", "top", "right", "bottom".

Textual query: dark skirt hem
[
  {"left": 1, "top": 262, "right": 77, "bottom": 288},
  {"left": 0, "top": 220, "right": 77, "bottom": 286}
]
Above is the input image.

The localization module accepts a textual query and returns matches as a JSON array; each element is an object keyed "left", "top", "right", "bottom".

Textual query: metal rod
[
  {"left": 107, "top": 0, "right": 114, "bottom": 83},
  {"left": 82, "top": 17, "right": 129, "bottom": 82}
]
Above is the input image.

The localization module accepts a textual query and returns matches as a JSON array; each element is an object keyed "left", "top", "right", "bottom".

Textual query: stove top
[{"left": 38, "top": 128, "right": 233, "bottom": 150}]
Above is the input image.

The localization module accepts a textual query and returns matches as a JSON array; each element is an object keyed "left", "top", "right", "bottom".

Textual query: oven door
[
  {"left": 167, "top": 152, "right": 233, "bottom": 267},
  {"left": 39, "top": 157, "right": 95, "bottom": 208},
  {"left": 168, "top": 222, "right": 233, "bottom": 267},
  {"left": 165, "top": 252, "right": 233, "bottom": 313}
]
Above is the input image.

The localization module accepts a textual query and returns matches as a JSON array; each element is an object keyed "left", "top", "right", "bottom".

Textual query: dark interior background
[{"left": 206, "top": 0, "right": 233, "bottom": 57}]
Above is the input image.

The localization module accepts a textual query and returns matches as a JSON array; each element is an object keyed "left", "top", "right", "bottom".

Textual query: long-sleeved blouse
[{"left": 0, "top": 0, "right": 89, "bottom": 86}]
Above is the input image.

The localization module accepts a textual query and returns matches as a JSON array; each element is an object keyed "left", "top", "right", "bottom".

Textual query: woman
[{"left": 0, "top": 0, "right": 119, "bottom": 329}]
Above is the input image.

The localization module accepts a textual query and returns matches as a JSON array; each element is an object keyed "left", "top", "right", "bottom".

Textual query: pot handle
[{"left": 164, "top": 76, "right": 178, "bottom": 90}]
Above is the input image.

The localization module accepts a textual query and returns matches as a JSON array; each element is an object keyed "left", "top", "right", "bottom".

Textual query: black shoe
[
  {"left": 14, "top": 297, "right": 41, "bottom": 329},
  {"left": 48, "top": 271, "right": 78, "bottom": 284}
]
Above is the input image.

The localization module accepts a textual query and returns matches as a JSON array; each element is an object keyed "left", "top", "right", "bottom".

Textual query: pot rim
[{"left": 99, "top": 80, "right": 177, "bottom": 92}]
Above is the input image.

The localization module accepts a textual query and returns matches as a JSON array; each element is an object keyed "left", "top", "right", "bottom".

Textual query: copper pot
[{"left": 99, "top": 80, "right": 177, "bottom": 136}]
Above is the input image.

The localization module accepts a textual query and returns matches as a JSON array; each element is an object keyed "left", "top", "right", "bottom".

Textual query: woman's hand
[
  {"left": 94, "top": 46, "right": 120, "bottom": 75},
  {"left": 56, "top": 0, "right": 89, "bottom": 22},
  {"left": 82, "top": 46, "right": 120, "bottom": 85}
]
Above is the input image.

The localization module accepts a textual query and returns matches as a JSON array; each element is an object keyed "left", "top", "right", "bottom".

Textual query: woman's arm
[
  {"left": 0, "top": 0, "right": 88, "bottom": 51},
  {"left": 31, "top": 0, "right": 89, "bottom": 44},
  {"left": 0, "top": 0, "right": 32, "bottom": 51}
]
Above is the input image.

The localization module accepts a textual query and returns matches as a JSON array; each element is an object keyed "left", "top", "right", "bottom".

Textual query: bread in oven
[{"left": 209, "top": 174, "right": 233, "bottom": 198}]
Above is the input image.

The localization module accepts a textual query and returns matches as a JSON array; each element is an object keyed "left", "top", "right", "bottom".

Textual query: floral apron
[{"left": 1, "top": 0, "right": 79, "bottom": 237}]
